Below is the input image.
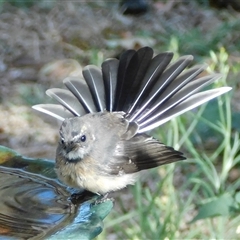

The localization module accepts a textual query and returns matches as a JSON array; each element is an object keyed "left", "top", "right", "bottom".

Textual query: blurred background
[{"left": 0, "top": 0, "right": 240, "bottom": 239}]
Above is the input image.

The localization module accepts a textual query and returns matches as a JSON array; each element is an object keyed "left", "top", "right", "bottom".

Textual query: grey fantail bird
[{"left": 33, "top": 47, "right": 231, "bottom": 195}]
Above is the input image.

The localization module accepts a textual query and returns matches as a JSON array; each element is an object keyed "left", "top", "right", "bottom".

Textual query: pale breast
[{"left": 74, "top": 158, "right": 139, "bottom": 194}]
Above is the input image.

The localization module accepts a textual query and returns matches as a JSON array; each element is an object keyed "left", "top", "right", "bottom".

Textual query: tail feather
[
  {"left": 134, "top": 64, "right": 207, "bottom": 121},
  {"left": 114, "top": 49, "right": 135, "bottom": 110},
  {"left": 82, "top": 65, "right": 106, "bottom": 111},
  {"left": 101, "top": 58, "right": 119, "bottom": 111},
  {"left": 127, "top": 52, "right": 174, "bottom": 116},
  {"left": 139, "top": 87, "right": 231, "bottom": 132},
  {"left": 129, "top": 55, "right": 193, "bottom": 121},
  {"left": 32, "top": 104, "right": 74, "bottom": 121},
  {"left": 32, "top": 47, "right": 231, "bottom": 134},
  {"left": 63, "top": 77, "right": 97, "bottom": 113},
  {"left": 118, "top": 47, "right": 153, "bottom": 112},
  {"left": 46, "top": 89, "right": 85, "bottom": 117},
  {"left": 137, "top": 74, "right": 221, "bottom": 124}
]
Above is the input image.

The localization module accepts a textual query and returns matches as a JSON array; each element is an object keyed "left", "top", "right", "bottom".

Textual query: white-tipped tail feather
[{"left": 33, "top": 47, "right": 231, "bottom": 133}]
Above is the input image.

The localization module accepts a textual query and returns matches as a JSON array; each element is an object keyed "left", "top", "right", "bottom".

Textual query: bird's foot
[{"left": 94, "top": 193, "right": 115, "bottom": 205}]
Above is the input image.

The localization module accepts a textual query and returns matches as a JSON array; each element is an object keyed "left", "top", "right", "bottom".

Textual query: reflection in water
[{"left": 0, "top": 166, "right": 75, "bottom": 239}]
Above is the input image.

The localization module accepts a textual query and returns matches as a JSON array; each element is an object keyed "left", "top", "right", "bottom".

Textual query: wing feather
[{"left": 107, "top": 134, "right": 185, "bottom": 174}]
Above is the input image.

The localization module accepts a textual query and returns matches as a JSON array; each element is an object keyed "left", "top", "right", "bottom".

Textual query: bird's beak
[{"left": 65, "top": 142, "right": 77, "bottom": 154}]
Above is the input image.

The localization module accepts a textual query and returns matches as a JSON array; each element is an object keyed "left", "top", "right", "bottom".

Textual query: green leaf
[
  {"left": 235, "top": 192, "right": 240, "bottom": 204},
  {"left": 190, "top": 193, "right": 235, "bottom": 223}
]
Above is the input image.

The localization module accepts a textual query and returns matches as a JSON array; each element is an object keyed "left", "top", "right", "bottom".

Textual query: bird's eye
[
  {"left": 80, "top": 135, "right": 86, "bottom": 142},
  {"left": 61, "top": 139, "right": 64, "bottom": 145}
]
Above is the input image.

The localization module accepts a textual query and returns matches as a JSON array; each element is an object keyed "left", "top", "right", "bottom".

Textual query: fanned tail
[{"left": 32, "top": 47, "right": 231, "bottom": 133}]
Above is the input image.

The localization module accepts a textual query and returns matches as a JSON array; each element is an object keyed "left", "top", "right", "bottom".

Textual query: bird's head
[{"left": 58, "top": 116, "right": 95, "bottom": 162}]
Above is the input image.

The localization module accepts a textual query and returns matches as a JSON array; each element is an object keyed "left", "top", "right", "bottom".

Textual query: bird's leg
[{"left": 94, "top": 193, "right": 115, "bottom": 205}]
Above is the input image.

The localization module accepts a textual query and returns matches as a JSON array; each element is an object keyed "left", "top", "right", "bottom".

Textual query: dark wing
[{"left": 106, "top": 134, "right": 186, "bottom": 175}]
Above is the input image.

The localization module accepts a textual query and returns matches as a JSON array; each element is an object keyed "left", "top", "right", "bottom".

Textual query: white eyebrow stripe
[{"left": 72, "top": 134, "right": 82, "bottom": 141}]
